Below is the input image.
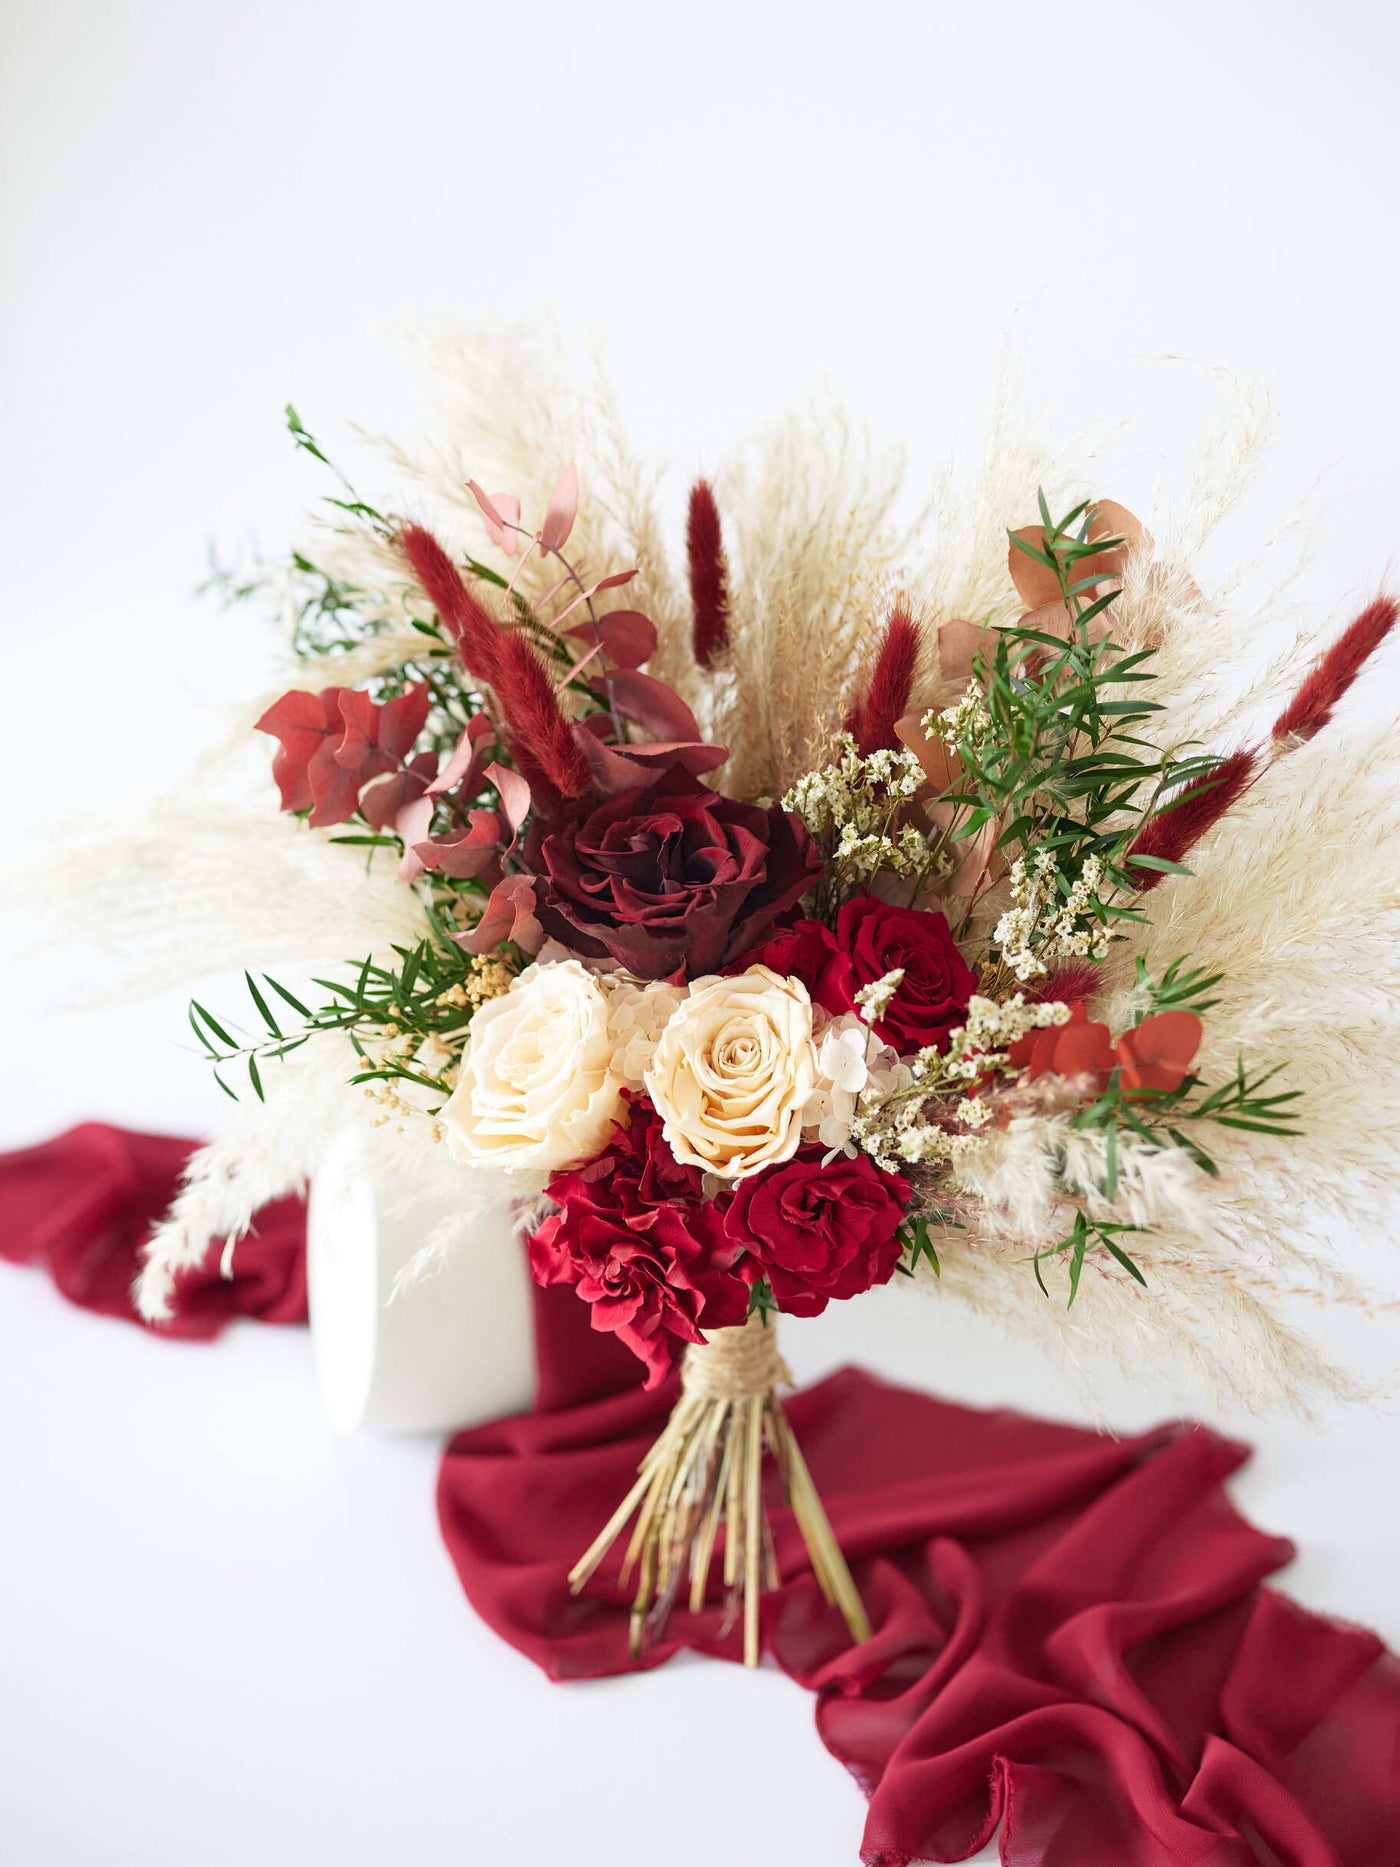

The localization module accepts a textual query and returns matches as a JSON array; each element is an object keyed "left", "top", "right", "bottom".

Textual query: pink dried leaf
[
  {"left": 453, "top": 873, "right": 543, "bottom": 955},
  {"left": 467, "top": 482, "right": 522, "bottom": 556},
  {"left": 486, "top": 761, "right": 532, "bottom": 840},
  {"left": 556, "top": 641, "right": 605, "bottom": 691},
  {"left": 427, "top": 713, "right": 495, "bottom": 798},
  {"left": 550, "top": 568, "right": 641, "bottom": 631},
  {"left": 414, "top": 809, "right": 506, "bottom": 880},
  {"left": 359, "top": 753, "right": 437, "bottom": 832},
  {"left": 539, "top": 462, "right": 578, "bottom": 554},
  {"left": 394, "top": 794, "right": 436, "bottom": 883}
]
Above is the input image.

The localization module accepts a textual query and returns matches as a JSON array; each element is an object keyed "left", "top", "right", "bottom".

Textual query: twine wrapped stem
[{"left": 567, "top": 1314, "right": 871, "bottom": 1667}]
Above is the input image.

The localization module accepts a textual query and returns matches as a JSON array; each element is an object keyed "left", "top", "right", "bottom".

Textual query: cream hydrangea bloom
[
  {"left": 644, "top": 965, "right": 816, "bottom": 1181},
  {"left": 442, "top": 959, "right": 624, "bottom": 1171}
]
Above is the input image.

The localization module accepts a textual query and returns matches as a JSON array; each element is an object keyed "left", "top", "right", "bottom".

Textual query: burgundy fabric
[
  {"left": 438, "top": 1363, "right": 1400, "bottom": 1865},
  {"left": 0, "top": 1123, "right": 307, "bottom": 1334},
  {"left": 3, "top": 1128, "right": 1398, "bottom": 1862}
]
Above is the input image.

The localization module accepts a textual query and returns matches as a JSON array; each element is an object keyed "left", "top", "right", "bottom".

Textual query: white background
[{"left": 2, "top": 4, "right": 1399, "bottom": 1864}]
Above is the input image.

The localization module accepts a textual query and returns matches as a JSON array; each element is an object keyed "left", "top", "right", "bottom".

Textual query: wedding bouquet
[{"left": 105, "top": 331, "right": 1397, "bottom": 1663}]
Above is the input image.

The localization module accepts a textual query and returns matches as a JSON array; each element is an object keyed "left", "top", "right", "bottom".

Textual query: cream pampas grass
[{"left": 21, "top": 798, "right": 427, "bottom": 1003}]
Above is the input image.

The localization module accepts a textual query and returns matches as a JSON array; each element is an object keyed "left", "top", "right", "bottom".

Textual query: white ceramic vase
[{"left": 306, "top": 1128, "right": 536, "bottom": 1434}]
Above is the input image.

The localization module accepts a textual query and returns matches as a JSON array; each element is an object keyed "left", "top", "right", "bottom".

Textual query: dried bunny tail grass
[
  {"left": 136, "top": 1031, "right": 360, "bottom": 1322},
  {"left": 13, "top": 797, "right": 428, "bottom": 1004}
]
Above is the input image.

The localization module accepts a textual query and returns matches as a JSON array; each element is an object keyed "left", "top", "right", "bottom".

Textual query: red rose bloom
[
  {"left": 835, "top": 895, "right": 978, "bottom": 1054},
  {"left": 529, "top": 765, "right": 822, "bottom": 980},
  {"left": 527, "top": 1103, "right": 748, "bottom": 1387},
  {"left": 726, "top": 1147, "right": 910, "bottom": 1319},
  {"left": 730, "top": 918, "right": 856, "bottom": 1017}
]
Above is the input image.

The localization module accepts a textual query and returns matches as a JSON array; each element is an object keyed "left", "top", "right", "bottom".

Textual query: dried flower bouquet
[{"left": 107, "top": 334, "right": 1399, "bottom": 1660}]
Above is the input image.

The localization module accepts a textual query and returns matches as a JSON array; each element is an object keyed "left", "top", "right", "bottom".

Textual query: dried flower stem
[{"left": 567, "top": 1316, "right": 870, "bottom": 1666}]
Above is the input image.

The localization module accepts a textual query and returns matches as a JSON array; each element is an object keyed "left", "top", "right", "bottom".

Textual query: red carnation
[
  {"left": 529, "top": 765, "right": 822, "bottom": 981},
  {"left": 835, "top": 895, "right": 978, "bottom": 1054},
  {"left": 527, "top": 1105, "right": 748, "bottom": 1388},
  {"left": 726, "top": 1147, "right": 909, "bottom": 1319},
  {"left": 730, "top": 919, "right": 856, "bottom": 1017}
]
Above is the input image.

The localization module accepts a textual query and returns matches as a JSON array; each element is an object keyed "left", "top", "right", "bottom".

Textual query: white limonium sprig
[
  {"left": 931, "top": 684, "right": 992, "bottom": 749},
  {"left": 784, "top": 733, "right": 950, "bottom": 910},
  {"left": 850, "top": 994, "right": 1072, "bottom": 1170},
  {"left": 993, "top": 849, "right": 1114, "bottom": 982},
  {"left": 854, "top": 968, "right": 905, "bottom": 1025}
]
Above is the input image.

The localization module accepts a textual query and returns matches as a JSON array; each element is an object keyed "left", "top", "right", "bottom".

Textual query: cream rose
[
  {"left": 644, "top": 965, "right": 816, "bottom": 1181},
  {"left": 442, "top": 960, "right": 624, "bottom": 1172}
]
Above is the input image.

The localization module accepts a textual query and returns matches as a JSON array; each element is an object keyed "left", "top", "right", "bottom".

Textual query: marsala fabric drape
[{"left": 5, "top": 1125, "right": 1398, "bottom": 1866}]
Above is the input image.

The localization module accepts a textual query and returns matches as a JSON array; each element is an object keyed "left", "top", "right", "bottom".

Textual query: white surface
[
  {"left": 307, "top": 1130, "right": 535, "bottom": 1434},
  {"left": 3, "top": 3, "right": 1399, "bottom": 1864}
]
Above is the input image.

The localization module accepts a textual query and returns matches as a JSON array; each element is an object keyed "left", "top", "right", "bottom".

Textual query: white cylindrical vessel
[{"left": 306, "top": 1128, "right": 536, "bottom": 1434}]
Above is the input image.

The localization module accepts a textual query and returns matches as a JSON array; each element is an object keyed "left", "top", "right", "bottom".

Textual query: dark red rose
[
  {"left": 527, "top": 1104, "right": 748, "bottom": 1387},
  {"left": 836, "top": 895, "right": 978, "bottom": 1054},
  {"left": 528, "top": 765, "right": 822, "bottom": 980},
  {"left": 729, "top": 919, "right": 856, "bottom": 1017},
  {"left": 726, "top": 1147, "right": 909, "bottom": 1318}
]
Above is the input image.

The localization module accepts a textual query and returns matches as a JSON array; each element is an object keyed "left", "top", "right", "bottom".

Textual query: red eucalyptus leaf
[
  {"left": 255, "top": 689, "right": 345, "bottom": 815},
  {"left": 565, "top": 608, "right": 657, "bottom": 669},
  {"left": 600, "top": 669, "right": 701, "bottom": 744},
  {"left": 574, "top": 727, "right": 729, "bottom": 796},
  {"left": 335, "top": 684, "right": 430, "bottom": 770},
  {"left": 1117, "top": 1011, "right": 1202, "bottom": 1094}
]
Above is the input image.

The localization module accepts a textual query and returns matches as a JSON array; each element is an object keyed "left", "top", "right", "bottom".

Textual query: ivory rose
[
  {"left": 442, "top": 959, "right": 624, "bottom": 1171},
  {"left": 644, "top": 965, "right": 816, "bottom": 1181}
]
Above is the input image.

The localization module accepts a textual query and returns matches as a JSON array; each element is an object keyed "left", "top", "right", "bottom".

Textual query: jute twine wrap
[
  {"left": 682, "top": 1315, "right": 792, "bottom": 1402},
  {"left": 569, "top": 1312, "right": 869, "bottom": 1666}
]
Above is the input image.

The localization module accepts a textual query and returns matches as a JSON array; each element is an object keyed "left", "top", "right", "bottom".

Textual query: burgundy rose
[
  {"left": 527, "top": 1104, "right": 748, "bottom": 1387},
  {"left": 726, "top": 1147, "right": 909, "bottom": 1318},
  {"left": 528, "top": 765, "right": 822, "bottom": 980},
  {"left": 836, "top": 895, "right": 978, "bottom": 1054},
  {"left": 729, "top": 918, "right": 856, "bottom": 1017}
]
